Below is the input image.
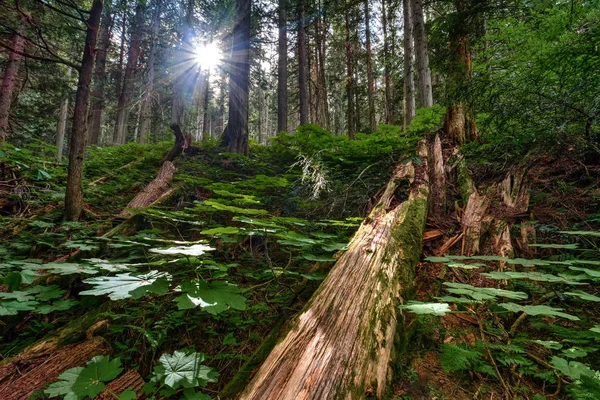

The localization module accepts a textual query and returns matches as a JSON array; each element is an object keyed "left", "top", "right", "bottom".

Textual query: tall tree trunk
[
  {"left": 114, "top": 3, "right": 127, "bottom": 100},
  {"left": 240, "top": 142, "right": 430, "bottom": 399},
  {"left": 56, "top": 67, "right": 72, "bottom": 160},
  {"left": 345, "top": 2, "right": 355, "bottom": 139},
  {"left": 88, "top": 7, "right": 114, "bottom": 145},
  {"left": 443, "top": 0, "right": 477, "bottom": 144},
  {"left": 364, "top": 0, "right": 376, "bottom": 133},
  {"left": 297, "top": 0, "right": 309, "bottom": 125},
  {"left": 113, "top": 1, "right": 145, "bottom": 145},
  {"left": 201, "top": 69, "right": 211, "bottom": 140},
  {"left": 221, "top": 0, "right": 250, "bottom": 155},
  {"left": 411, "top": 0, "right": 433, "bottom": 108},
  {"left": 0, "top": 25, "right": 25, "bottom": 140},
  {"left": 381, "top": 0, "right": 392, "bottom": 124},
  {"left": 402, "top": 0, "right": 416, "bottom": 129},
  {"left": 315, "top": 5, "right": 329, "bottom": 130},
  {"left": 64, "top": 0, "right": 103, "bottom": 221},
  {"left": 277, "top": 0, "right": 288, "bottom": 133},
  {"left": 139, "top": 0, "right": 161, "bottom": 144},
  {"left": 171, "top": 0, "right": 195, "bottom": 129}
]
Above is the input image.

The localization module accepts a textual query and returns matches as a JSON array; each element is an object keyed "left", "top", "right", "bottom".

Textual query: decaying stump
[
  {"left": 97, "top": 369, "right": 146, "bottom": 399},
  {"left": 239, "top": 143, "right": 429, "bottom": 399}
]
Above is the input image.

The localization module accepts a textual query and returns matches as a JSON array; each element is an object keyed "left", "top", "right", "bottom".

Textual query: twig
[{"left": 509, "top": 291, "right": 556, "bottom": 337}]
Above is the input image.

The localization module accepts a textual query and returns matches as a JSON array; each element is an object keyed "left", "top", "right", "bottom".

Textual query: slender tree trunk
[
  {"left": 201, "top": 69, "right": 211, "bottom": 139},
  {"left": 402, "top": 0, "right": 416, "bottom": 129},
  {"left": 297, "top": 0, "right": 309, "bottom": 125},
  {"left": 221, "top": 0, "right": 250, "bottom": 155},
  {"left": 364, "top": 0, "right": 376, "bottom": 133},
  {"left": 411, "top": 0, "right": 433, "bottom": 108},
  {"left": 64, "top": 0, "right": 103, "bottom": 221},
  {"left": 443, "top": 0, "right": 477, "bottom": 144},
  {"left": 56, "top": 67, "right": 72, "bottom": 160},
  {"left": 88, "top": 8, "right": 113, "bottom": 145},
  {"left": 115, "top": 3, "right": 127, "bottom": 100},
  {"left": 113, "top": 1, "right": 145, "bottom": 145},
  {"left": 381, "top": 0, "right": 392, "bottom": 124},
  {"left": 277, "top": 0, "right": 288, "bottom": 133},
  {"left": 345, "top": 2, "right": 355, "bottom": 139},
  {"left": 316, "top": 6, "right": 329, "bottom": 130},
  {"left": 139, "top": 0, "right": 161, "bottom": 144},
  {"left": 241, "top": 142, "right": 429, "bottom": 400},
  {"left": 171, "top": 0, "right": 195, "bottom": 129},
  {"left": 0, "top": 25, "right": 25, "bottom": 140}
]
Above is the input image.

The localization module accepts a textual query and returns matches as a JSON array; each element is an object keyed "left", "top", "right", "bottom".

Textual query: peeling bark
[
  {"left": 97, "top": 369, "right": 146, "bottom": 399},
  {"left": 241, "top": 143, "right": 429, "bottom": 399}
]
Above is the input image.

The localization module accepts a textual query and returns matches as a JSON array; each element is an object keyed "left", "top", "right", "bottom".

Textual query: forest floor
[{"left": 0, "top": 130, "right": 599, "bottom": 399}]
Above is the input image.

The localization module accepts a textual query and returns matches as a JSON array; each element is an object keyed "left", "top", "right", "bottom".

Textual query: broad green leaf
[
  {"left": 565, "top": 291, "right": 600, "bottom": 302},
  {"left": 27, "top": 285, "right": 65, "bottom": 301},
  {"left": 444, "top": 282, "right": 528, "bottom": 300},
  {"left": 0, "top": 300, "right": 39, "bottom": 315},
  {"left": 560, "top": 231, "right": 600, "bottom": 237},
  {"left": 0, "top": 291, "right": 36, "bottom": 302},
  {"left": 561, "top": 347, "right": 588, "bottom": 359},
  {"left": 302, "top": 254, "right": 336, "bottom": 262},
  {"left": 150, "top": 244, "right": 214, "bottom": 256},
  {"left": 202, "top": 200, "right": 268, "bottom": 215},
  {"left": 72, "top": 356, "right": 123, "bottom": 398},
  {"left": 499, "top": 303, "right": 580, "bottom": 320},
  {"left": 200, "top": 226, "right": 240, "bottom": 235},
  {"left": 118, "top": 388, "right": 137, "bottom": 400},
  {"left": 590, "top": 325, "right": 600, "bottom": 334},
  {"left": 551, "top": 356, "right": 596, "bottom": 380},
  {"left": 533, "top": 340, "right": 563, "bottom": 350},
  {"left": 157, "top": 351, "right": 217, "bottom": 389},
  {"left": 80, "top": 271, "right": 170, "bottom": 300},
  {"left": 175, "top": 280, "right": 246, "bottom": 314},
  {"left": 425, "top": 256, "right": 452, "bottom": 263},
  {"left": 447, "top": 262, "right": 485, "bottom": 270},
  {"left": 183, "top": 388, "right": 212, "bottom": 400},
  {"left": 569, "top": 267, "right": 600, "bottom": 278},
  {"left": 45, "top": 367, "right": 84, "bottom": 400},
  {"left": 36, "top": 299, "right": 79, "bottom": 314},
  {"left": 321, "top": 243, "right": 348, "bottom": 252},
  {"left": 399, "top": 301, "right": 451, "bottom": 316},
  {"left": 528, "top": 243, "right": 579, "bottom": 249},
  {"left": 482, "top": 271, "right": 584, "bottom": 284},
  {"left": 28, "top": 262, "right": 99, "bottom": 276}
]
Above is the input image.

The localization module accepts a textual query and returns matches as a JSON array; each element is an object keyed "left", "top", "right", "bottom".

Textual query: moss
[{"left": 457, "top": 158, "right": 476, "bottom": 205}]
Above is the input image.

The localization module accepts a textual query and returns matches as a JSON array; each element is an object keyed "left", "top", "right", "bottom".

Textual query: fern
[{"left": 440, "top": 343, "right": 484, "bottom": 373}]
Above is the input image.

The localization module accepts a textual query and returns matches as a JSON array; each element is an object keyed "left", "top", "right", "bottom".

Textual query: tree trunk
[
  {"left": 56, "top": 68, "right": 72, "bottom": 160},
  {"left": 114, "top": 3, "right": 127, "bottom": 101},
  {"left": 0, "top": 25, "right": 25, "bottom": 140},
  {"left": 411, "top": 0, "right": 433, "bottom": 108},
  {"left": 277, "top": 0, "right": 288, "bottom": 133},
  {"left": 298, "top": 0, "right": 309, "bottom": 125},
  {"left": 381, "top": 0, "right": 392, "bottom": 125},
  {"left": 201, "top": 69, "right": 211, "bottom": 140},
  {"left": 221, "top": 0, "right": 250, "bottom": 155},
  {"left": 113, "top": 1, "right": 145, "bottom": 145},
  {"left": 64, "top": 0, "right": 103, "bottom": 221},
  {"left": 138, "top": 0, "right": 161, "bottom": 144},
  {"left": 402, "top": 0, "right": 416, "bottom": 129},
  {"left": 240, "top": 142, "right": 430, "bottom": 399},
  {"left": 364, "top": 0, "right": 376, "bottom": 133},
  {"left": 315, "top": 6, "right": 329, "bottom": 130},
  {"left": 88, "top": 8, "right": 114, "bottom": 146},
  {"left": 345, "top": 3, "right": 355, "bottom": 139}
]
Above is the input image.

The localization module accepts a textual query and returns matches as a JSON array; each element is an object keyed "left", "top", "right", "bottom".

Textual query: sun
[{"left": 194, "top": 42, "right": 222, "bottom": 70}]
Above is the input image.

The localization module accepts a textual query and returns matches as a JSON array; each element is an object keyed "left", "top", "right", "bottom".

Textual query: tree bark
[
  {"left": 411, "top": 0, "right": 433, "bottom": 108},
  {"left": 113, "top": 1, "right": 145, "bottom": 145},
  {"left": 277, "top": 0, "right": 288, "bottom": 133},
  {"left": 0, "top": 25, "right": 25, "bottom": 141},
  {"left": 297, "top": 0, "right": 309, "bottom": 125},
  {"left": 88, "top": 7, "right": 114, "bottom": 146},
  {"left": 241, "top": 142, "right": 430, "bottom": 400},
  {"left": 138, "top": 0, "right": 161, "bottom": 144},
  {"left": 364, "top": 0, "right": 376, "bottom": 133},
  {"left": 221, "top": 0, "right": 250, "bottom": 155},
  {"left": 345, "top": 3, "right": 355, "bottom": 139},
  {"left": 64, "top": 0, "right": 103, "bottom": 221},
  {"left": 381, "top": 0, "right": 392, "bottom": 124},
  {"left": 402, "top": 0, "right": 416, "bottom": 129},
  {"left": 201, "top": 69, "right": 211, "bottom": 140},
  {"left": 56, "top": 68, "right": 72, "bottom": 160}
]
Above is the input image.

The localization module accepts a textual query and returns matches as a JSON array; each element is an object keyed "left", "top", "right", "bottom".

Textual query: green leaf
[
  {"left": 200, "top": 226, "right": 240, "bottom": 235},
  {"left": 0, "top": 300, "right": 39, "bottom": 315},
  {"left": 183, "top": 388, "right": 212, "bottom": 400},
  {"left": 80, "top": 271, "right": 170, "bottom": 300},
  {"left": 590, "top": 325, "right": 600, "bottom": 334},
  {"left": 118, "top": 388, "right": 137, "bottom": 400},
  {"left": 45, "top": 367, "right": 84, "bottom": 399},
  {"left": 399, "top": 301, "right": 451, "bottom": 316},
  {"left": 202, "top": 200, "right": 268, "bottom": 215},
  {"left": 175, "top": 280, "right": 246, "bottom": 314},
  {"left": 560, "top": 231, "right": 600, "bottom": 237},
  {"left": 499, "top": 303, "right": 580, "bottom": 320},
  {"left": 528, "top": 243, "right": 579, "bottom": 249},
  {"left": 72, "top": 356, "right": 123, "bottom": 398},
  {"left": 150, "top": 244, "right": 215, "bottom": 256},
  {"left": 561, "top": 347, "right": 588, "bottom": 359},
  {"left": 302, "top": 254, "right": 336, "bottom": 262},
  {"left": 565, "top": 291, "right": 600, "bottom": 302},
  {"left": 157, "top": 351, "right": 218, "bottom": 389},
  {"left": 444, "top": 282, "right": 528, "bottom": 301},
  {"left": 551, "top": 356, "right": 596, "bottom": 380},
  {"left": 533, "top": 340, "right": 563, "bottom": 350},
  {"left": 482, "top": 271, "right": 584, "bottom": 284}
]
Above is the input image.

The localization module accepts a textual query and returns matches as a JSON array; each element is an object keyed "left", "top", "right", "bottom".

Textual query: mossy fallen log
[{"left": 239, "top": 142, "right": 429, "bottom": 399}]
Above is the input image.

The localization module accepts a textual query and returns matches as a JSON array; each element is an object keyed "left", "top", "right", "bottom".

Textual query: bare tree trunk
[
  {"left": 201, "top": 69, "right": 211, "bottom": 140},
  {"left": 402, "top": 0, "right": 416, "bottom": 129},
  {"left": 381, "top": 0, "right": 392, "bottom": 125},
  {"left": 411, "top": 0, "right": 433, "bottom": 109},
  {"left": 138, "top": 0, "right": 161, "bottom": 144},
  {"left": 277, "top": 0, "right": 288, "bottom": 133},
  {"left": 345, "top": 3, "right": 355, "bottom": 139},
  {"left": 364, "top": 0, "right": 376, "bottom": 133},
  {"left": 114, "top": 2, "right": 127, "bottom": 100},
  {"left": 56, "top": 68, "right": 72, "bottom": 160},
  {"left": 221, "top": 0, "right": 250, "bottom": 155},
  {"left": 315, "top": 5, "right": 329, "bottom": 130},
  {"left": 0, "top": 25, "right": 25, "bottom": 140},
  {"left": 88, "top": 8, "right": 113, "bottom": 145},
  {"left": 64, "top": 0, "right": 103, "bottom": 221},
  {"left": 241, "top": 142, "right": 429, "bottom": 399},
  {"left": 113, "top": 1, "right": 145, "bottom": 145},
  {"left": 297, "top": 0, "right": 309, "bottom": 125}
]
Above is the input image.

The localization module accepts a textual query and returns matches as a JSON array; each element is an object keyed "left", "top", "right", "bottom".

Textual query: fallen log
[{"left": 239, "top": 142, "right": 429, "bottom": 399}]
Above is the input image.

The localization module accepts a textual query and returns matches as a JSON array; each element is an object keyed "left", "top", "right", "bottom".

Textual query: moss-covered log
[{"left": 239, "top": 143, "right": 429, "bottom": 399}]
